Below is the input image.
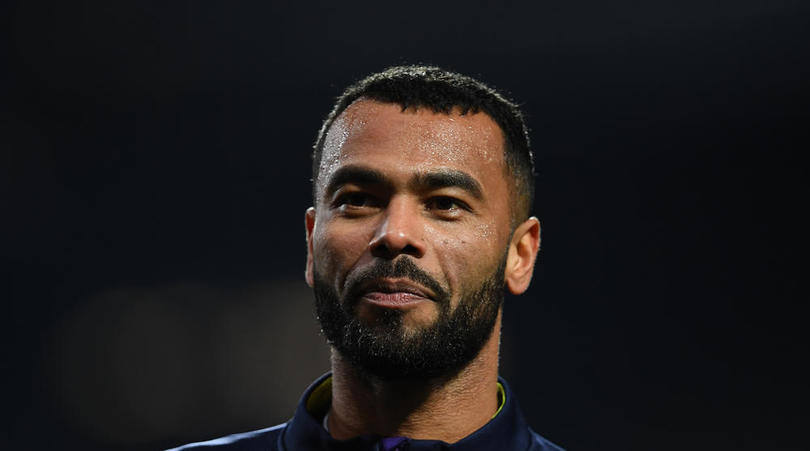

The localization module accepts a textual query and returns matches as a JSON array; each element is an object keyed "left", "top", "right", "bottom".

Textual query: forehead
[{"left": 317, "top": 100, "right": 507, "bottom": 195}]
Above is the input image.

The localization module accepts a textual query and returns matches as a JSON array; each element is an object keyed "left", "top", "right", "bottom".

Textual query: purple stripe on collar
[{"left": 380, "top": 436, "right": 409, "bottom": 450}]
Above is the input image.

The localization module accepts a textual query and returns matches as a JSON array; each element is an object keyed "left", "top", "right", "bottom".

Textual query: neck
[{"left": 326, "top": 311, "right": 502, "bottom": 443}]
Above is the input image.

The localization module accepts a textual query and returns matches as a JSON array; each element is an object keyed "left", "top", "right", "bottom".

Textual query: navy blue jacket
[{"left": 168, "top": 373, "right": 564, "bottom": 451}]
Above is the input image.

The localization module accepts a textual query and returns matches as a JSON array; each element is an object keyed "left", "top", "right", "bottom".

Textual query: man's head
[
  {"left": 305, "top": 66, "right": 540, "bottom": 380},
  {"left": 312, "top": 65, "right": 535, "bottom": 225}
]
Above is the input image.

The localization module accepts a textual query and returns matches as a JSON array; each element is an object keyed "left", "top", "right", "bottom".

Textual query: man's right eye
[
  {"left": 345, "top": 192, "right": 368, "bottom": 206},
  {"left": 334, "top": 192, "right": 375, "bottom": 210}
]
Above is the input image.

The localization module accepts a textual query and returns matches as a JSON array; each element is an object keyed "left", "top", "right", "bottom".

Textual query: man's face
[{"left": 305, "top": 99, "right": 518, "bottom": 379}]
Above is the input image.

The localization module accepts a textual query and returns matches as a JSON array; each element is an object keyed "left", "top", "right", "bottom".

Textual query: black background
[{"left": 3, "top": 1, "right": 809, "bottom": 450}]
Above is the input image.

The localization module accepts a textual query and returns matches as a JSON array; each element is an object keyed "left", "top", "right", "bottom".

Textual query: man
[{"left": 170, "top": 66, "right": 564, "bottom": 450}]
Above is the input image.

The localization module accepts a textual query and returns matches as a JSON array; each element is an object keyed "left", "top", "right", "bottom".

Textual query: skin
[{"left": 304, "top": 99, "right": 541, "bottom": 443}]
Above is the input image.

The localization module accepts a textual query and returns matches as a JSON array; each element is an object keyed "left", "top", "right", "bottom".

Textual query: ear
[
  {"left": 304, "top": 207, "right": 316, "bottom": 287},
  {"left": 504, "top": 217, "right": 541, "bottom": 295}
]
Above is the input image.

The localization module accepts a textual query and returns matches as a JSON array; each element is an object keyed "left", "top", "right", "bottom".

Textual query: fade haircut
[{"left": 312, "top": 65, "right": 535, "bottom": 223}]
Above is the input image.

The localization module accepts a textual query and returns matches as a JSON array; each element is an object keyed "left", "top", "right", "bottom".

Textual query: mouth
[{"left": 356, "top": 279, "right": 435, "bottom": 308}]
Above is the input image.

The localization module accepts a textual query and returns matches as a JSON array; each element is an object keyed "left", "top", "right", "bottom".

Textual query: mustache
[{"left": 344, "top": 258, "right": 449, "bottom": 303}]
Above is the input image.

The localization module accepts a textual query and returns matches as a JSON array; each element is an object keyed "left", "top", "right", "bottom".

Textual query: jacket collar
[{"left": 281, "top": 372, "right": 535, "bottom": 451}]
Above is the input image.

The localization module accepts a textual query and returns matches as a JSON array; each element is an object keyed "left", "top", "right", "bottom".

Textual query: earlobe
[
  {"left": 504, "top": 217, "right": 541, "bottom": 295},
  {"left": 305, "top": 207, "right": 316, "bottom": 287}
]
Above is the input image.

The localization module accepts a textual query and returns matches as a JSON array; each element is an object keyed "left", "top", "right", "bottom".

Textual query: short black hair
[{"left": 312, "top": 65, "right": 534, "bottom": 222}]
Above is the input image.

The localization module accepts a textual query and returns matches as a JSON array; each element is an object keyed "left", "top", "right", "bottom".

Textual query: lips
[{"left": 356, "top": 279, "right": 435, "bottom": 308}]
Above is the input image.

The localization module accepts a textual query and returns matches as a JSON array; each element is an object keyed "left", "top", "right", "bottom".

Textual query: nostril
[
  {"left": 401, "top": 243, "right": 421, "bottom": 257},
  {"left": 369, "top": 233, "right": 423, "bottom": 259}
]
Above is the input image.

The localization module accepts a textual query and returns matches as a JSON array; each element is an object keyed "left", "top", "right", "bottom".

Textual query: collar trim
[{"left": 304, "top": 375, "right": 507, "bottom": 423}]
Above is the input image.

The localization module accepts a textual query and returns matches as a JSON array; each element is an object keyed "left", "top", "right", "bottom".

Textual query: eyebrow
[
  {"left": 321, "top": 165, "right": 484, "bottom": 201},
  {"left": 322, "top": 165, "right": 389, "bottom": 199},
  {"left": 410, "top": 169, "right": 484, "bottom": 200}
]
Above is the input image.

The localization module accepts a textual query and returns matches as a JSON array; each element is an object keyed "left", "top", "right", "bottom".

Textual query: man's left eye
[{"left": 428, "top": 196, "right": 465, "bottom": 211}]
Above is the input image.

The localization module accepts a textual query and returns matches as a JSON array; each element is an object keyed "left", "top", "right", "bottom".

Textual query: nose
[{"left": 369, "top": 197, "right": 426, "bottom": 259}]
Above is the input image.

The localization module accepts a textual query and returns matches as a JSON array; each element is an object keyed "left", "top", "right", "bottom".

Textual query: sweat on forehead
[{"left": 314, "top": 100, "right": 508, "bottom": 200}]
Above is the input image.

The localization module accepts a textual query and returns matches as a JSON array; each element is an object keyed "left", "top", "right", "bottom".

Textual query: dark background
[{"left": 3, "top": 1, "right": 808, "bottom": 450}]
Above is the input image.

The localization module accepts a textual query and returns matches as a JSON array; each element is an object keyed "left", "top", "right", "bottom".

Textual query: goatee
[{"left": 313, "top": 257, "right": 506, "bottom": 380}]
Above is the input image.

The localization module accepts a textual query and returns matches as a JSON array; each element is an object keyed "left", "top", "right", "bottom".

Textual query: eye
[
  {"left": 430, "top": 196, "right": 458, "bottom": 210},
  {"left": 426, "top": 196, "right": 469, "bottom": 216},
  {"left": 343, "top": 192, "right": 370, "bottom": 207},
  {"left": 332, "top": 191, "right": 379, "bottom": 213}
]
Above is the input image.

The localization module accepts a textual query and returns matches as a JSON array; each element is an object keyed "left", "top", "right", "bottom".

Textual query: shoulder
[
  {"left": 528, "top": 428, "right": 567, "bottom": 451},
  {"left": 165, "top": 423, "right": 286, "bottom": 451}
]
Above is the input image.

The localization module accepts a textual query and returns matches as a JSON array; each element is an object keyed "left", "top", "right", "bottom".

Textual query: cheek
[
  {"left": 313, "top": 221, "right": 370, "bottom": 284},
  {"left": 428, "top": 219, "right": 505, "bottom": 289}
]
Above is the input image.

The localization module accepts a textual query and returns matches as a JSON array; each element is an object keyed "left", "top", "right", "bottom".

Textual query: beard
[{"left": 313, "top": 256, "right": 506, "bottom": 380}]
